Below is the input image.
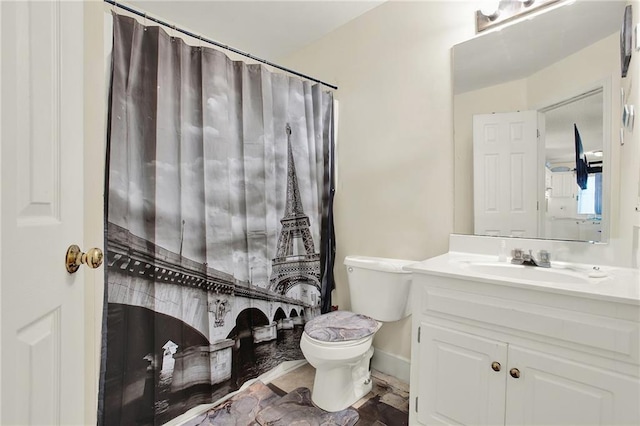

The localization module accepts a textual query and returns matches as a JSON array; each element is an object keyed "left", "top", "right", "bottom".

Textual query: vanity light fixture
[
  {"left": 479, "top": 0, "right": 501, "bottom": 21},
  {"left": 476, "top": 0, "right": 563, "bottom": 33}
]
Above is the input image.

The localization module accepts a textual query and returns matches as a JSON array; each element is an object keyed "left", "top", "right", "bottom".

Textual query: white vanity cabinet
[
  {"left": 417, "top": 323, "right": 507, "bottom": 425},
  {"left": 409, "top": 267, "right": 640, "bottom": 426},
  {"left": 550, "top": 171, "right": 576, "bottom": 198},
  {"left": 504, "top": 345, "right": 638, "bottom": 425}
]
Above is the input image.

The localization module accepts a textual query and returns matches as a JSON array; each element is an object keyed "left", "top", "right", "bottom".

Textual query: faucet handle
[
  {"left": 538, "top": 250, "right": 551, "bottom": 264},
  {"left": 512, "top": 248, "right": 524, "bottom": 260}
]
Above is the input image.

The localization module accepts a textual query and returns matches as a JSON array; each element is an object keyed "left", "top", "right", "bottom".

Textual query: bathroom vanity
[
  {"left": 407, "top": 251, "right": 640, "bottom": 426},
  {"left": 418, "top": 0, "right": 637, "bottom": 422}
]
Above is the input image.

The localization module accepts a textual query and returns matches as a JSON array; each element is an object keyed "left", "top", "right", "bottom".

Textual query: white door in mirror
[{"left": 473, "top": 111, "right": 541, "bottom": 238}]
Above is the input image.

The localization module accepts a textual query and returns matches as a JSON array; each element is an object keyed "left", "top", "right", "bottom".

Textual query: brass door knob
[
  {"left": 66, "top": 245, "right": 103, "bottom": 273},
  {"left": 509, "top": 368, "right": 521, "bottom": 379},
  {"left": 491, "top": 361, "right": 501, "bottom": 372}
]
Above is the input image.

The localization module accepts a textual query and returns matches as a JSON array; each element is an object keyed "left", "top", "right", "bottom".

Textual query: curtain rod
[{"left": 103, "top": 0, "right": 338, "bottom": 90}]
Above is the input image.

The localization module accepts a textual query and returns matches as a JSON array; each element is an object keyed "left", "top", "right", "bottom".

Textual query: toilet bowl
[
  {"left": 300, "top": 255, "right": 414, "bottom": 412},
  {"left": 300, "top": 324, "right": 376, "bottom": 412}
]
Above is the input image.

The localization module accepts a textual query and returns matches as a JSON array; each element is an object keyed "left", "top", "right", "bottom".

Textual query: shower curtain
[{"left": 100, "top": 14, "right": 335, "bottom": 425}]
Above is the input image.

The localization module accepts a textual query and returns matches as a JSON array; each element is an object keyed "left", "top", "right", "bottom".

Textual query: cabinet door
[
  {"left": 418, "top": 323, "right": 508, "bottom": 425},
  {"left": 551, "top": 172, "right": 576, "bottom": 198},
  {"left": 564, "top": 173, "right": 576, "bottom": 198},
  {"left": 505, "top": 346, "right": 640, "bottom": 425}
]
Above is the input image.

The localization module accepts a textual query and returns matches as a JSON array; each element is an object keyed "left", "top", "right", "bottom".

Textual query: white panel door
[
  {"left": 1, "top": 1, "right": 86, "bottom": 424},
  {"left": 473, "top": 111, "right": 540, "bottom": 238},
  {"left": 505, "top": 346, "right": 640, "bottom": 425},
  {"left": 418, "top": 323, "right": 507, "bottom": 425}
]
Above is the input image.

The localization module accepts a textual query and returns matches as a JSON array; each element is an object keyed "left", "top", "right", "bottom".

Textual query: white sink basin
[{"left": 459, "top": 261, "right": 590, "bottom": 284}]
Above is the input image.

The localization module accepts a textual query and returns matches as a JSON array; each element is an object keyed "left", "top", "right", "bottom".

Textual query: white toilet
[{"left": 300, "top": 255, "right": 414, "bottom": 412}]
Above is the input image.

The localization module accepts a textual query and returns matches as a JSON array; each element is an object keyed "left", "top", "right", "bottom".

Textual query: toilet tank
[{"left": 344, "top": 255, "right": 414, "bottom": 322}]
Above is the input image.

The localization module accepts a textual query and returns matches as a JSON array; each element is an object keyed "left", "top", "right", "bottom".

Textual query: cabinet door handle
[
  {"left": 491, "top": 361, "right": 501, "bottom": 372},
  {"left": 509, "top": 368, "right": 521, "bottom": 379}
]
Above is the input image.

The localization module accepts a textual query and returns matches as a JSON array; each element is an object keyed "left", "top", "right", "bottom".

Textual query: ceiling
[{"left": 125, "top": 0, "right": 386, "bottom": 61}]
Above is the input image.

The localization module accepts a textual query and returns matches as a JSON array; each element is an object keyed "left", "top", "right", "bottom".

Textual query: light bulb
[{"left": 479, "top": 0, "right": 501, "bottom": 19}]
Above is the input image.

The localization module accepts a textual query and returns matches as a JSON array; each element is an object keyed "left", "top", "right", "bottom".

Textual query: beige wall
[{"left": 282, "top": 1, "right": 478, "bottom": 360}]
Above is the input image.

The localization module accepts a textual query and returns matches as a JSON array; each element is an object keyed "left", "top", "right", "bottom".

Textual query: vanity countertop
[{"left": 406, "top": 252, "right": 640, "bottom": 305}]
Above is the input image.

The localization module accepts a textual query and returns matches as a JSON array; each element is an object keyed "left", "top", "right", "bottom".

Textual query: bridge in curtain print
[{"left": 106, "top": 221, "right": 321, "bottom": 394}]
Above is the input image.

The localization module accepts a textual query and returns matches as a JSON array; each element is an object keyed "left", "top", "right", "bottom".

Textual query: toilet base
[{"left": 310, "top": 347, "right": 374, "bottom": 412}]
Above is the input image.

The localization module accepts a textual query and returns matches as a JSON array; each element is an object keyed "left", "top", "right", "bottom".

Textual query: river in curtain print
[{"left": 100, "top": 14, "right": 334, "bottom": 426}]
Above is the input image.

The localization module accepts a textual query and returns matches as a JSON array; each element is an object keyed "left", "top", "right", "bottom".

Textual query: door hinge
[
  {"left": 415, "top": 396, "right": 419, "bottom": 412},
  {"left": 417, "top": 326, "right": 421, "bottom": 343},
  {"left": 537, "top": 129, "right": 540, "bottom": 138},
  {"left": 537, "top": 201, "right": 539, "bottom": 211}
]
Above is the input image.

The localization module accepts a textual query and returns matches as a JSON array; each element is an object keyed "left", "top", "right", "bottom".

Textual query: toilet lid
[{"left": 304, "top": 311, "right": 380, "bottom": 343}]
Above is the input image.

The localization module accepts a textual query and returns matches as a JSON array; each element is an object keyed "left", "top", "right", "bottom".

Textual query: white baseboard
[{"left": 371, "top": 348, "right": 411, "bottom": 384}]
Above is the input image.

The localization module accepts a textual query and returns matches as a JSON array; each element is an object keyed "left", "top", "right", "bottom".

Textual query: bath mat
[
  {"left": 256, "top": 387, "right": 359, "bottom": 425},
  {"left": 183, "top": 380, "right": 280, "bottom": 426},
  {"left": 184, "top": 381, "right": 359, "bottom": 426}
]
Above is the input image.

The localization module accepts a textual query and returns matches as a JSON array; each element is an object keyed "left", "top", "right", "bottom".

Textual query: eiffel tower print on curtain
[{"left": 269, "top": 124, "right": 321, "bottom": 295}]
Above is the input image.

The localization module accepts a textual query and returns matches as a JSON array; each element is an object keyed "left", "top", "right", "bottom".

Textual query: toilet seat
[
  {"left": 303, "top": 332, "right": 371, "bottom": 348},
  {"left": 303, "top": 310, "right": 380, "bottom": 343}
]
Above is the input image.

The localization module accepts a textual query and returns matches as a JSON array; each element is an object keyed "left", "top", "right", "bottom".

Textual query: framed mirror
[{"left": 453, "top": 0, "right": 626, "bottom": 243}]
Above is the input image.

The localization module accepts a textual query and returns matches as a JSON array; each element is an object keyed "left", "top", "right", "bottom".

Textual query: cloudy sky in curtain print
[{"left": 108, "top": 31, "right": 327, "bottom": 285}]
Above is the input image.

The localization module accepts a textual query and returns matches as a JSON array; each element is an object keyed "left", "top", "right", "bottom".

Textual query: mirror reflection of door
[
  {"left": 472, "top": 90, "right": 604, "bottom": 242},
  {"left": 473, "top": 111, "right": 544, "bottom": 238},
  {"left": 542, "top": 89, "right": 603, "bottom": 242}
]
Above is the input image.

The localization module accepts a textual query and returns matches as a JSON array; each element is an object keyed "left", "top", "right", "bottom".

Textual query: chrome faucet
[{"left": 511, "top": 249, "right": 551, "bottom": 268}]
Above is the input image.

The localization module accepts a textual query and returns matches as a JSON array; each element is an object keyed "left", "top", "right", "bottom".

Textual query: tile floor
[
  {"left": 268, "top": 363, "right": 409, "bottom": 425},
  {"left": 178, "top": 362, "right": 410, "bottom": 426}
]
